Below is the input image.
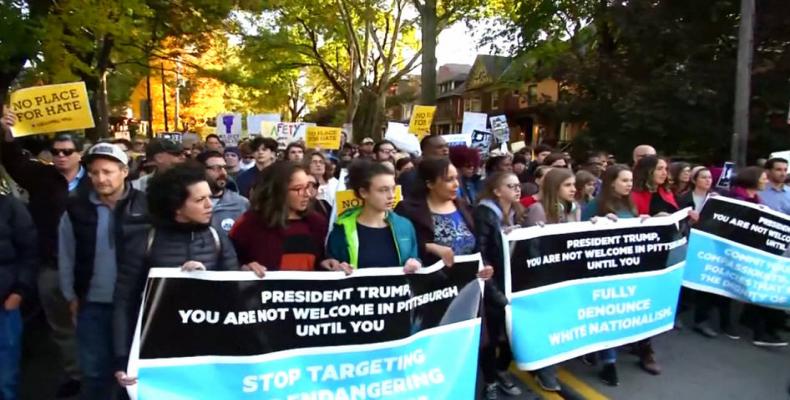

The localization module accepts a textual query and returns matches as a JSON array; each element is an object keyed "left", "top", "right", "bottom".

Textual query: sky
[{"left": 435, "top": 23, "right": 480, "bottom": 67}]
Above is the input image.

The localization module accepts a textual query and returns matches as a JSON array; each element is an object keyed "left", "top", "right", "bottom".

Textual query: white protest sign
[
  {"left": 216, "top": 113, "right": 242, "bottom": 136},
  {"left": 247, "top": 114, "right": 280, "bottom": 135},
  {"left": 385, "top": 122, "right": 421, "bottom": 156},
  {"left": 443, "top": 134, "right": 471, "bottom": 147},
  {"left": 470, "top": 130, "right": 493, "bottom": 154},
  {"left": 489, "top": 115, "right": 510, "bottom": 143},
  {"left": 461, "top": 112, "right": 487, "bottom": 135}
]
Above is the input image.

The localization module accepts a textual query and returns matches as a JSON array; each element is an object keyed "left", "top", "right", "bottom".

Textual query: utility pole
[
  {"left": 174, "top": 57, "right": 181, "bottom": 132},
  {"left": 161, "top": 63, "right": 169, "bottom": 132},
  {"left": 731, "top": 0, "right": 755, "bottom": 167}
]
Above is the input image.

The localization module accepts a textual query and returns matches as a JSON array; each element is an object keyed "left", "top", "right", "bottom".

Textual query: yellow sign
[
  {"left": 408, "top": 105, "right": 436, "bottom": 139},
  {"left": 335, "top": 186, "right": 403, "bottom": 218},
  {"left": 9, "top": 82, "right": 94, "bottom": 136},
  {"left": 305, "top": 126, "right": 342, "bottom": 150},
  {"left": 260, "top": 121, "right": 278, "bottom": 138}
]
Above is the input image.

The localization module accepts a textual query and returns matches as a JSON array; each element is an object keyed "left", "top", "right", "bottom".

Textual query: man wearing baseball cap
[
  {"left": 58, "top": 143, "right": 149, "bottom": 399},
  {"left": 359, "top": 137, "right": 375, "bottom": 159},
  {"left": 131, "top": 138, "right": 185, "bottom": 192}
]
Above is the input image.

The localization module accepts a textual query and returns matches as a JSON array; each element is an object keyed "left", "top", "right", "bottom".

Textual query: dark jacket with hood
[
  {"left": 113, "top": 220, "right": 239, "bottom": 370},
  {"left": 0, "top": 194, "right": 37, "bottom": 301}
]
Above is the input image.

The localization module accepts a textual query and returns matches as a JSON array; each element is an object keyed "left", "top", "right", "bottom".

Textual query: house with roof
[
  {"left": 461, "top": 54, "right": 583, "bottom": 147},
  {"left": 434, "top": 64, "right": 471, "bottom": 134}
]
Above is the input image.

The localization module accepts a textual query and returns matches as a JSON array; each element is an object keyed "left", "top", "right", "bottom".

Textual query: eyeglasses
[
  {"left": 289, "top": 184, "right": 317, "bottom": 194},
  {"left": 505, "top": 183, "right": 521, "bottom": 191},
  {"left": 51, "top": 148, "right": 77, "bottom": 156},
  {"left": 205, "top": 165, "right": 227, "bottom": 172}
]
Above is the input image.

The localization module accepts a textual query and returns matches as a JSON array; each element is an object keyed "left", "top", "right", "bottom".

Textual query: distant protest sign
[
  {"left": 461, "top": 112, "right": 487, "bottom": 135},
  {"left": 247, "top": 113, "right": 280, "bottom": 135},
  {"left": 9, "top": 82, "right": 94, "bottom": 136},
  {"left": 470, "top": 130, "right": 492, "bottom": 154},
  {"left": 409, "top": 105, "right": 436, "bottom": 139},
  {"left": 489, "top": 115, "right": 510, "bottom": 143},
  {"left": 306, "top": 126, "right": 342, "bottom": 150},
  {"left": 334, "top": 186, "right": 403, "bottom": 218}
]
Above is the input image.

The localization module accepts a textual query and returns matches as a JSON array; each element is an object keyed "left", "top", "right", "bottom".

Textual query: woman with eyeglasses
[
  {"left": 307, "top": 151, "right": 339, "bottom": 208},
  {"left": 669, "top": 161, "right": 692, "bottom": 196},
  {"left": 474, "top": 172, "right": 524, "bottom": 399},
  {"left": 325, "top": 159, "right": 420, "bottom": 272},
  {"left": 305, "top": 173, "right": 331, "bottom": 220},
  {"left": 229, "top": 161, "right": 331, "bottom": 273}
]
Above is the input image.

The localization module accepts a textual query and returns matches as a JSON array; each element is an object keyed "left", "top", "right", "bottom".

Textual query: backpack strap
[
  {"left": 145, "top": 227, "right": 157, "bottom": 258},
  {"left": 208, "top": 226, "right": 221, "bottom": 258}
]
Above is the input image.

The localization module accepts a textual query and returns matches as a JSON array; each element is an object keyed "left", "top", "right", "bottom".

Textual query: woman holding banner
[
  {"left": 580, "top": 164, "right": 641, "bottom": 386},
  {"left": 395, "top": 158, "right": 477, "bottom": 266},
  {"left": 473, "top": 172, "right": 524, "bottom": 399},
  {"left": 325, "top": 159, "right": 421, "bottom": 272},
  {"left": 678, "top": 167, "right": 739, "bottom": 340},
  {"left": 114, "top": 163, "right": 242, "bottom": 388},
  {"left": 728, "top": 167, "right": 787, "bottom": 347},
  {"left": 629, "top": 155, "right": 679, "bottom": 375},
  {"left": 523, "top": 168, "right": 579, "bottom": 391},
  {"left": 229, "top": 161, "right": 330, "bottom": 272}
]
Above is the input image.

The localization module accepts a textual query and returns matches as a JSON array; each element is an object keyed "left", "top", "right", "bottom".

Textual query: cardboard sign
[
  {"left": 461, "top": 112, "right": 487, "bottom": 135},
  {"left": 409, "top": 105, "right": 436, "bottom": 139},
  {"left": 305, "top": 126, "right": 342, "bottom": 150},
  {"left": 470, "top": 130, "right": 492, "bottom": 153},
  {"left": 335, "top": 186, "right": 403, "bottom": 218},
  {"left": 260, "top": 121, "right": 278, "bottom": 139},
  {"left": 215, "top": 113, "right": 242, "bottom": 136},
  {"left": 489, "top": 115, "right": 510, "bottom": 143},
  {"left": 510, "top": 141, "right": 526, "bottom": 153},
  {"left": 443, "top": 134, "right": 471, "bottom": 147},
  {"left": 9, "top": 82, "right": 94, "bottom": 136},
  {"left": 247, "top": 114, "right": 280, "bottom": 135},
  {"left": 385, "top": 122, "right": 421, "bottom": 155}
]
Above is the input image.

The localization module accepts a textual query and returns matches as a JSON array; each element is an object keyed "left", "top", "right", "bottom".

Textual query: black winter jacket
[
  {"left": 0, "top": 194, "right": 37, "bottom": 300},
  {"left": 113, "top": 221, "right": 239, "bottom": 370},
  {"left": 1, "top": 141, "right": 90, "bottom": 265}
]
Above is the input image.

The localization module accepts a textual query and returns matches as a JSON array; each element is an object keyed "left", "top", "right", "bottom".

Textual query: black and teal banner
[
  {"left": 126, "top": 255, "right": 484, "bottom": 400},
  {"left": 684, "top": 196, "right": 790, "bottom": 309},
  {"left": 505, "top": 211, "right": 689, "bottom": 370}
]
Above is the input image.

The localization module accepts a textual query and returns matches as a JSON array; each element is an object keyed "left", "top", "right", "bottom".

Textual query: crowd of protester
[{"left": 0, "top": 107, "right": 788, "bottom": 400}]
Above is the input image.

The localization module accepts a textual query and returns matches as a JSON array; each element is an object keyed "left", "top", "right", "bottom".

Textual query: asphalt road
[{"left": 18, "top": 311, "right": 790, "bottom": 400}]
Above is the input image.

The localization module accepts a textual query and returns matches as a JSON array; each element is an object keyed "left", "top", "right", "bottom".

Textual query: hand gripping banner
[
  {"left": 684, "top": 196, "right": 790, "bottom": 309},
  {"left": 505, "top": 210, "right": 689, "bottom": 370},
  {"left": 126, "top": 255, "right": 484, "bottom": 399}
]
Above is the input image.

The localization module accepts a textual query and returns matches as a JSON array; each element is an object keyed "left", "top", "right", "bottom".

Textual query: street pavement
[{"left": 19, "top": 311, "right": 790, "bottom": 400}]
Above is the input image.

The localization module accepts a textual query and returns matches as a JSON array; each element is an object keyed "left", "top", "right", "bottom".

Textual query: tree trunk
[{"left": 419, "top": 0, "right": 438, "bottom": 106}]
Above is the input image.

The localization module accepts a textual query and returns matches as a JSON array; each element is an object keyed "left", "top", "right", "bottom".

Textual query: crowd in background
[{"left": 0, "top": 107, "right": 788, "bottom": 400}]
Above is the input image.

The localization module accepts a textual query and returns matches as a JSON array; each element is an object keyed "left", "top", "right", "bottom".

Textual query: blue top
[
  {"left": 759, "top": 185, "right": 790, "bottom": 214},
  {"left": 68, "top": 166, "right": 86, "bottom": 192},
  {"left": 235, "top": 166, "right": 260, "bottom": 199},
  {"left": 582, "top": 198, "right": 637, "bottom": 221},
  {"left": 356, "top": 223, "right": 400, "bottom": 268},
  {"left": 432, "top": 210, "right": 477, "bottom": 255}
]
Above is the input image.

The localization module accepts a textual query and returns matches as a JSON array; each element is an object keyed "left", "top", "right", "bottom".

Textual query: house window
[
  {"left": 491, "top": 91, "right": 499, "bottom": 110},
  {"left": 528, "top": 84, "right": 538, "bottom": 104},
  {"left": 466, "top": 96, "right": 481, "bottom": 112}
]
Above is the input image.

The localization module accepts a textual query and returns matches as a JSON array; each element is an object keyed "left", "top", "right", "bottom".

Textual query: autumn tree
[{"left": 241, "top": 0, "right": 421, "bottom": 140}]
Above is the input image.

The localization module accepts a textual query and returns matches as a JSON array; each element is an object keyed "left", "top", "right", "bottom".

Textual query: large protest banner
[
  {"left": 684, "top": 196, "right": 790, "bottom": 309},
  {"left": 505, "top": 210, "right": 689, "bottom": 370},
  {"left": 9, "top": 82, "right": 94, "bottom": 136},
  {"left": 126, "top": 256, "right": 484, "bottom": 399}
]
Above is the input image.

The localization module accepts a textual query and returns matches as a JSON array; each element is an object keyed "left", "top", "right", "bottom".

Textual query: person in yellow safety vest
[{"left": 325, "top": 159, "right": 421, "bottom": 272}]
